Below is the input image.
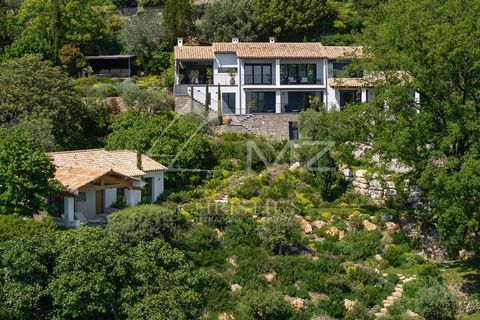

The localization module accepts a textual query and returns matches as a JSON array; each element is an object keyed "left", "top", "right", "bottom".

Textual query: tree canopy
[{"left": 0, "top": 127, "right": 56, "bottom": 216}]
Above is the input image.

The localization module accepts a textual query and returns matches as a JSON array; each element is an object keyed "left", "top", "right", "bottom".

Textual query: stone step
[
  {"left": 374, "top": 313, "right": 386, "bottom": 318},
  {"left": 392, "top": 292, "right": 402, "bottom": 298},
  {"left": 380, "top": 308, "right": 388, "bottom": 313},
  {"left": 387, "top": 296, "right": 398, "bottom": 301},
  {"left": 383, "top": 300, "right": 394, "bottom": 306}
]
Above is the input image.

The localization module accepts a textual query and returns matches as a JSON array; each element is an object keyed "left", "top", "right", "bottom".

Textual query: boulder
[
  {"left": 263, "top": 272, "right": 276, "bottom": 283},
  {"left": 385, "top": 222, "right": 399, "bottom": 231},
  {"left": 326, "top": 227, "right": 345, "bottom": 240},
  {"left": 299, "top": 218, "right": 313, "bottom": 234},
  {"left": 312, "top": 220, "right": 326, "bottom": 229},
  {"left": 375, "top": 254, "right": 383, "bottom": 262},
  {"left": 230, "top": 284, "right": 242, "bottom": 293},
  {"left": 405, "top": 309, "right": 423, "bottom": 319},
  {"left": 355, "top": 169, "right": 368, "bottom": 178},
  {"left": 290, "top": 298, "right": 306, "bottom": 311},
  {"left": 362, "top": 220, "right": 378, "bottom": 231},
  {"left": 344, "top": 299, "right": 357, "bottom": 311},
  {"left": 227, "top": 256, "right": 238, "bottom": 267},
  {"left": 218, "top": 313, "right": 235, "bottom": 320},
  {"left": 459, "top": 249, "right": 476, "bottom": 261}
]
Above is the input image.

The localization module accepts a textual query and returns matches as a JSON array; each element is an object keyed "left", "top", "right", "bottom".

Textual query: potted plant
[
  {"left": 206, "top": 67, "right": 213, "bottom": 84},
  {"left": 228, "top": 68, "right": 237, "bottom": 85},
  {"left": 189, "top": 69, "right": 199, "bottom": 84}
]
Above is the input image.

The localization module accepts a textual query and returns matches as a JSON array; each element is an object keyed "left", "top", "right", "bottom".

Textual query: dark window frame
[
  {"left": 246, "top": 91, "right": 276, "bottom": 113},
  {"left": 339, "top": 90, "right": 361, "bottom": 109},
  {"left": 280, "top": 64, "right": 317, "bottom": 85},
  {"left": 141, "top": 177, "right": 153, "bottom": 203},
  {"left": 244, "top": 64, "right": 273, "bottom": 85}
]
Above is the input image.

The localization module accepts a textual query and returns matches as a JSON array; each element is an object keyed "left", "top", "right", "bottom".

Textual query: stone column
[
  {"left": 275, "top": 90, "right": 282, "bottom": 113},
  {"left": 64, "top": 196, "right": 75, "bottom": 226},
  {"left": 361, "top": 88, "right": 368, "bottom": 103},
  {"left": 275, "top": 59, "right": 281, "bottom": 86}
]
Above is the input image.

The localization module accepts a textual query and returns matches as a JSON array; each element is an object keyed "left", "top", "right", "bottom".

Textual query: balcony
[{"left": 244, "top": 74, "right": 273, "bottom": 85}]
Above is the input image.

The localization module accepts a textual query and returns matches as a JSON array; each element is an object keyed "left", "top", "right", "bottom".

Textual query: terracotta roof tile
[
  {"left": 176, "top": 42, "right": 328, "bottom": 60},
  {"left": 174, "top": 46, "right": 214, "bottom": 60},
  {"left": 324, "top": 46, "right": 363, "bottom": 60},
  {"left": 328, "top": 77, "right": 374, "bottom": 88},
  {"left": 53, "top": 167, "right": 141, "bottom": 193},
  {"left": 49, "top": 149, "right": 167, "bottom": 177}
]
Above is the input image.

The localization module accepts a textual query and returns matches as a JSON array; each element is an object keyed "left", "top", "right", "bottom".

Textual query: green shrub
[
  {"left": 106, "top": 204, "right": 185, "bottom": 244},
  {"left": 411, "top": 280, "right": 457, "bottom": 320},
  {"left": 345, "top": 303, "right": 375, "bottom": 320},
  {"left": 317, "top": 293, "right": 346, "bottom": 319},
  {"left": 0, "top": 214, "right": 55, "bottom": 243},
  {"left": 261, "top": 212, "right": 304, "bottom": 255},
  {"left": 386, "top": 272, "right": 400, "bottom": 284},
  {"left": 285, "top": 285, "right": 296, "bottom": 296},
  {"left": 235, "top": 288, "right": 293, "bottom": 320},
  {"left": 341, "top": 230, "right": 383, "bottom": 261},
  {"left": 383, "top": 245, "right": 406, "bottom": 267}
]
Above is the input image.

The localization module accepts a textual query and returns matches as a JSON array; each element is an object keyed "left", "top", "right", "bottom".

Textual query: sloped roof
[
  {"left": 175, "top": 42, "right": 364, "bottom": 61},
  {"left": 328, "top": 77, "right": 374, "bottom": 88},
  {"left": 324, "top": 46, "right": 363, "bottom": 60},
  {"left": 49, "top": 149, "right": 167, "bottom": 177},
  {"left": 174, "top": 46, "right": 214, "bottom": 60},
  {"left": 53, "top": 167, "right": 140, "bottom": 193}
]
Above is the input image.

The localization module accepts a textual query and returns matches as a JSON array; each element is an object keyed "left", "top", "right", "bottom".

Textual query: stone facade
[
  {"left": 342, "top": 168, "right": 424, "bottom": 207},
  {"left": 175, "top": 96, "right": 299, "bottom": 141},
  {"left": 217, "top": 114, "right": 300, "bottom": 141}
]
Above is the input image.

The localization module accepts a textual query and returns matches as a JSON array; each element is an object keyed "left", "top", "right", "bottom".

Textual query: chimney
[
  {"left": 136, "top": 150, "right": 143, "bottom": 170},
  {"left": 232, "top": 37, "right": 239, "bottom": 44},
  {"left": 269, "top": 36, "right": 276, "bottom": 43},
  {"left": 177, "top": 38, "right": 184, "bottom": 47}
]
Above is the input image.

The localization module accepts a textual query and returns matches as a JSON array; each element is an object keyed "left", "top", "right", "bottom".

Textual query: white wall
[
  {"left": 214, "top": 53, "right": 239, "bottom": 86},
  {"left": 143, "top": 171, "right": 165, "bottom": 202},
  {"left": 77, "top": 191, "right": 96, "bottom": 218},
  {"left": 105, "top": 188, "right": 116, "bottom": 208}
]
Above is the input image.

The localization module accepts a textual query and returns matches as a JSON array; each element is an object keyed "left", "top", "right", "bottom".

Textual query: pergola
[{"left": 85, "top": 55, "right": 136, "bottom": 78}]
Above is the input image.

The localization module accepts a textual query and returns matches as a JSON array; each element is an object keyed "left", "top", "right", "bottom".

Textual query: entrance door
[
  {"left": 95, "top": 190, "right": 104, "bottom": 214},
  {"left": 222, "top": 93, "right": 236, "bottom": 114}
]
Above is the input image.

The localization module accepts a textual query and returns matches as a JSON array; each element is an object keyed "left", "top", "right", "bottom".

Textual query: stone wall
[
  {"left": 175, "top": 96, "right": 299, "bottom": 141},
  {"left": 214, "top": 113, "right": 300, "bottom": 141},
  {"left": 342, "top": 168, "right": 424, "bottom": 207}
]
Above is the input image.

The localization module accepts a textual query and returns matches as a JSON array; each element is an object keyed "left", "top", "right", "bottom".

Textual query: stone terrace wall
[{"left": 342, "top": 168, "right": 424, "bottom": 207}]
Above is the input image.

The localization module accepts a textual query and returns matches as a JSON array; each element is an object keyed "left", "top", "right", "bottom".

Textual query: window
[
  {"left": 142, "top": 177, "right": 153, "bottom": 203},
  {"left": 246, "top": 92, "right": 276, "bottom": 113},
  {"left": 218, "top": 67, "right": 238, "bottom": 74},
  {"left": 47, "top": 195, "right": 64, "bottom": 217},
  {"left": 78, "top": 192, "right": 87, "bottom": 202},
  {"left": 289, "top": 122, "right": 300, "bottom": 140},
  {"left": 280, "top": 64, "right": 317, "bottom": 84},
  {"left": 222, "top": 93, "right": 236, "bottom": 114},
  {"left": 286, "top": 92, "right": 322, "bottom": 112},
  {"left": 116, "top": 188, "right": 125, "bottom": 202},
  {"left": 244, "top": 64, "right": 272, "bottom": 84},
  {"left": 339, "top": 90, "right": 361, "bottom": 109}
]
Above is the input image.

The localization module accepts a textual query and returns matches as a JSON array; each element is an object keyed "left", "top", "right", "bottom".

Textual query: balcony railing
[
  {"left": 280, "top": 77, "right": 321, "bottom": 85},
  {"left": 244, "top": 74, "right": 273, "bottom": 85}
]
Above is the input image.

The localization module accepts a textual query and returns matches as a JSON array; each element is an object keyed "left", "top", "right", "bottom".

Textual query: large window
[
  {"left": 339, "top": 90, "right": 361, "bottom": 109},
  {"left": 286, "top": 92, "right": 322, "bottom": 112},
  {"left": 246, "top": 92, "right": 276, "bottom": 113},
  {"left": 280, "top": 64, "right": 317, "bottom": 84},
  {"left": 245, "top": 64, "right": 272, "bottom": 84}
]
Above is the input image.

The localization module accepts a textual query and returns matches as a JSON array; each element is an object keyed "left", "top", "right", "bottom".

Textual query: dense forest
[{"left": 0, "top": 0, "right": 479, "bottom": 319}]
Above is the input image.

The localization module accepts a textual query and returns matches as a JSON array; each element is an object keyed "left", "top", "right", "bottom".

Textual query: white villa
[
  {"left": 48, "top": 149, "right": 166, "bottom": 226},
  {"left": 174, "top": 37, "right": 375, "bottom": 140}
]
